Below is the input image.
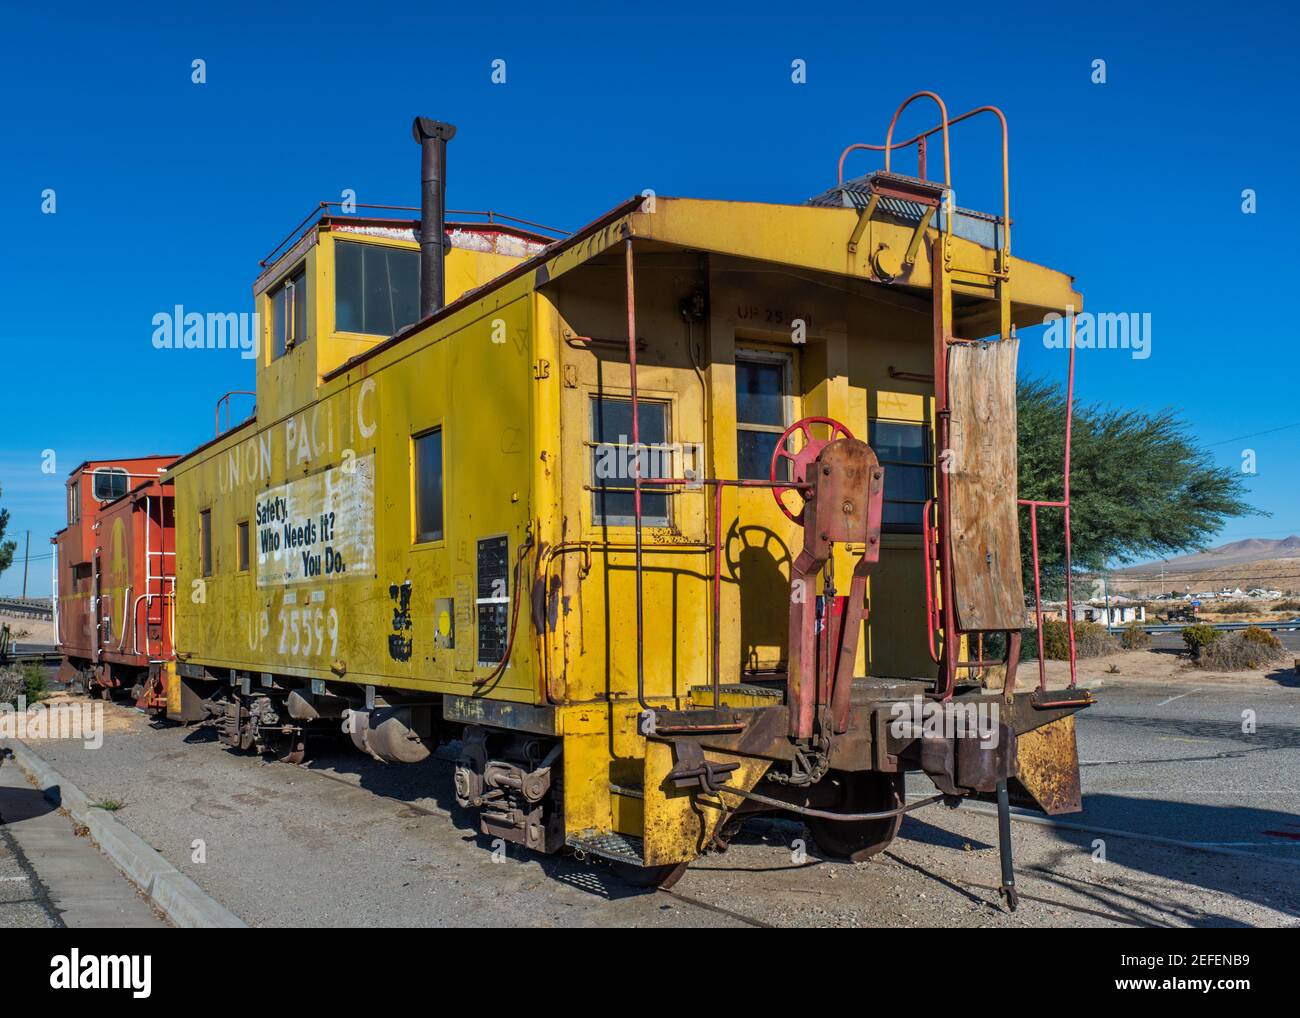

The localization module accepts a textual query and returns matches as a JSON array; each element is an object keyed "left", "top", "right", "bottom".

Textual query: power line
[{"left": 1206, "top": 421, "right": 1300, "bottom": 447}]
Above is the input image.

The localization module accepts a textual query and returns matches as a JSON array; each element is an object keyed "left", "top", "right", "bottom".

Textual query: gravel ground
[{"left": 14, "top": 678, "right": 1300, "bottom": 928}]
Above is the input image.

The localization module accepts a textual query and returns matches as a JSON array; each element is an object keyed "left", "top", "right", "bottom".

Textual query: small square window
[
  {"left": 92, "top": 467, "right": 129, "bottom": 502},
  {"left": 236, "top": 520, "right": 250, "bottom": 572},
  {"left": 414, "top": 429, "right": 444, "bottom": 543},
  {"left": 590, "top": 396, "right": 670, "bottom": 527},
  {"left": 336, "top": 241, "right": 420, "bottom": 336}
]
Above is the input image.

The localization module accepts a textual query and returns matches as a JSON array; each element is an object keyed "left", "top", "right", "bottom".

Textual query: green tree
[
  {"left": 1016, "top": 379, "right": 1258, "bottom": 596},
  {"left": 0, "top": 484, "right": 15, "bottom": 576}
]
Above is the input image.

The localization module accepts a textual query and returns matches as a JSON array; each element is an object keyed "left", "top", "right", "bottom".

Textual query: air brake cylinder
[{"left": 345, "top": 706, "right": 433, "bottom": 764}]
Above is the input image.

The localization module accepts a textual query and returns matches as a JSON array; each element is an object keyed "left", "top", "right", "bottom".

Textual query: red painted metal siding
[{"left": 55, "top": 456, "right": 176, "bottom": 675}]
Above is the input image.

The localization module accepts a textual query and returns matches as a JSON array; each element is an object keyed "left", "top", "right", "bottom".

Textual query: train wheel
[
  {"left": 611, "top": 861, "right": 689, "bottom": 890},
  {"left": 266, "top": 732, "right": 307, "bottom": 765},
  {"left": 278, "top": 740, "right": 307, "bottom": 766},
  {"left": 807, "top": 771, "right": 904, "bottom": 862}
]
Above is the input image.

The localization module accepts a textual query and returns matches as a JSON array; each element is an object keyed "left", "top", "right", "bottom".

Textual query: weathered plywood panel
[{"left": 947, "top": 339, "right": 1024, "bottom": 631}]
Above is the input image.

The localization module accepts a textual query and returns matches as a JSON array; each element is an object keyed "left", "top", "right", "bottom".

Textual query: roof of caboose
[
  {"left": 320, "top": 192, "right": 1081, "bottom": 383},
  {"left": 254, "top": 209, "right": 563, "bottom": 296},
  {"left": 65, "top": 455, "right": 177, "bottom": 479}
]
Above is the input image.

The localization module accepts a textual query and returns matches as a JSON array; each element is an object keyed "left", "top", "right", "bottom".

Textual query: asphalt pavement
[{"left": 7, "top": 673, "right": 1299, "bottom": 928}]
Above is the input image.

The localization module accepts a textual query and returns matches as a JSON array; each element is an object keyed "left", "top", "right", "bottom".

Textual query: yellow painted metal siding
[
  {"left": 172, "top": 197, "right": 1081, "bottom": 712},
  {"left": 174, "top": 242, "right": 540, "bottom": 699}
]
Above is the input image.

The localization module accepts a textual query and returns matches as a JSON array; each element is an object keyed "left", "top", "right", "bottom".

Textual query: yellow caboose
[{"left": 166, "top": 97, "right": 1090, "bottom": 899}]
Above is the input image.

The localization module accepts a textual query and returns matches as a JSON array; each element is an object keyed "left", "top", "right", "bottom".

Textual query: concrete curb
[{"left": 3, "top": 738, "right": 247, "bottom": 928}]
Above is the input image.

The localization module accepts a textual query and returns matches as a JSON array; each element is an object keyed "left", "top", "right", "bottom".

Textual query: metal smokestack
[{"left": 412, "top": 117, "right": 457, "bottom": 318}]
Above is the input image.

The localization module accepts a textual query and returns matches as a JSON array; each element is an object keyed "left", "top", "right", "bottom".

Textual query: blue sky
[{"left": 2, "top": 1, "right": 1296, "bottom": 595}]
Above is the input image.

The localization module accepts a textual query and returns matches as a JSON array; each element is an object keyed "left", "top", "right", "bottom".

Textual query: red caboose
[{"left": 54, "top": 456, "right": 177, "bottom": 702}]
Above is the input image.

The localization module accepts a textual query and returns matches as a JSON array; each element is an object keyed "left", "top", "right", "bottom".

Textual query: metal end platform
[{"left": 566, "top": 830, "right": 644, "bottom": 866}]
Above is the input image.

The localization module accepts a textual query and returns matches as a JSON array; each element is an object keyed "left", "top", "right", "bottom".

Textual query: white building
[{"left": 1071, "top": 603, "right": 1146, "bottom": 626}]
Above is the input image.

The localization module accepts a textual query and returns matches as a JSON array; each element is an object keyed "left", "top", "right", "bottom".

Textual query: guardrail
[
  {"left": 0, "top": 597, "right": 53, "bottom": 621},
  {"left": 1104, "top": 619, "right": 1300, "bottom": 635}
]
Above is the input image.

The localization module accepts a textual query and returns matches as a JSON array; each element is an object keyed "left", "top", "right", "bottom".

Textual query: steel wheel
[
  {"left": 262, "top": 731, "right": 307, "bottom": 765},
  {"left": 277, "top": 738, "right": 307, "bottom": 766},
  {"left": 807, "top": 771, "right": 904, "bottom": 862}
]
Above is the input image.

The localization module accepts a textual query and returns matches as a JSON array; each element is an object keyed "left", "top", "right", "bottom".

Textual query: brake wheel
[{"left": 769, "top": 416, "right": 855, "bottom": 523}]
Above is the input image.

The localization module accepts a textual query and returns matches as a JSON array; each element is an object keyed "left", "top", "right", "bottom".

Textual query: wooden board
[{"left": 946, "top": 338, "right": 1025, "bottom": 631}]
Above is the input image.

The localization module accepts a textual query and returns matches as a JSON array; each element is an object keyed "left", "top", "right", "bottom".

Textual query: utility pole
[{"left": 21, "top": 529, "right": 30, "bottom": 597}]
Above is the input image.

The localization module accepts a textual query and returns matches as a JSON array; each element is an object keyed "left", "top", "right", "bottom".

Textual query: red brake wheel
[{"left": 769, "top": 416, "right": 855, "bottom": 524}]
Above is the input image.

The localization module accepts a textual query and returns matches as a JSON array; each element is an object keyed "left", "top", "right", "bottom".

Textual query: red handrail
[
  {"left": 1017, "top": 311, "right": 1079, "bottom": 691},
  {"left": 835, "top": 100, "right": 1012, "bottom": 262},
  {"left": 884, "top": 91, "right": 951, "bottom": 186}
]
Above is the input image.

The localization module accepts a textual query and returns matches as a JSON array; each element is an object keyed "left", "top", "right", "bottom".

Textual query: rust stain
[{"left": 1014, "top": 714, "right": 1081, "bottom": 814}]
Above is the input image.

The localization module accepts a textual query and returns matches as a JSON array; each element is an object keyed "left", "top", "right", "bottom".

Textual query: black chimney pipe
[{"left": 412, "top": 117, "right": 457, "bottom": 318}]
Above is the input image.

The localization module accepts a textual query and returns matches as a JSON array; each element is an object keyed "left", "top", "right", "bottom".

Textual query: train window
[
  {"left": 868, "top": 419, "right": 932, "bottom": 534},
  {"left": 413, "top": 428, "right": 444, "bottom": 543},
  {"left": 590, "top": 396, "right": 670, "bottom": 527},
  {"left": 335, "top": 241, "right": 420, "bottom": 337},
  {"left": 200, "top": 509, "right": 213, "bottom": 577},
  {"left": 236, "top": 520, "right": 249, "bottom": 572},
  {"left": 68, "top": 479, "right": 80, "bottom": 523},
  {"left": 735, "top": 355, "right": 791, "bottom": 481},
  {"left": 91, "top": 467, "right": 128, "bottom": 502},
  {"left": 270, "top": 265, "right": 307, "bottom": 360}
]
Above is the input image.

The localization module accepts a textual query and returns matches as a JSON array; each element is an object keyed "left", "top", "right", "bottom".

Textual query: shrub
[
  {"left": 0, "top": 665, "right": 47, "bottom": 706},
  {"left": 0, "top": 667, "right": 20, "bottom": 706},
  {"left": 1196, "top": 627, "right": 1286, "bottom": 671},
  {"left": 1029, "top": 618, "right": 1119, "bottom": 660},
  {"left": 21, "top": 664, "right": 47, "bottom": 703},
  {"left": 1120, "top": 622, "right": 1152, "bottom": 650},
  {"left": 1213, "top": 600, "right": 1256, "bottom": 614},
  {"left": 1241, "top": 625, "right": 1282, "bottom": 649},
  {"left": 1181, "top": 624, "right": 1221, "bottom": 657},
  {"left": 1039, "top": 619, "right": 1071, "bottom": 659},
  {"left": 1271, "top": 600, "right": 1300, "bottom": 612}
]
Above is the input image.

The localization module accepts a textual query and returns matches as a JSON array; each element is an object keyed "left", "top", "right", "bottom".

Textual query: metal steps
[{"left": 566, "top": 829, "right": 644, "bottom": 866}]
